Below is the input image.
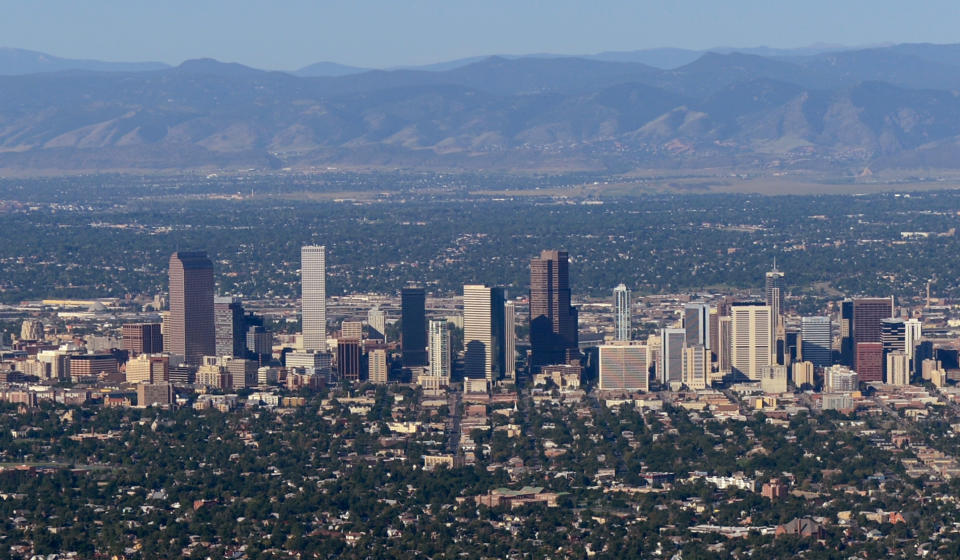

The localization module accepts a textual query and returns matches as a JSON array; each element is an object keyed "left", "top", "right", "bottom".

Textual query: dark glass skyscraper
[
  {"left": 529, "top": 250, "right": 578, "bottom": 369},
  {"left": 840, "top": 299, "right": 854, "bottom": 366},
  {"left": 167, "top": 251, "right": 215, "bottom": 365},
  {"left": 401, "top": 287, "right": 427, "bottom": 367}
]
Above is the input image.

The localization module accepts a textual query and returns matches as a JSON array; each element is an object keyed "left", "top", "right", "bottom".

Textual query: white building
[
  {"left": 369, "top": 348, "right": 388, "bottom": 384},
  {"left": 886, "top": 351, "right": 910, "bottom": 386},
  {"left": 760, "top": 364, "right": 788, "bottom": 394},
  {"left": 614, "top": 284, "right": 631, "bottom": 341},
  {"left": 301, "top": 245, "right": 326, "bottom": 352},
  {"left": 428, "top": 319, "right": 451, "bottom": 382},
  {"left": 463, "top": 285, "right": 505, "bottom": 383},
  {"left": 825, "top": 365, "right": 858, "bottom": 393},
  {"left": 731, "top": 304, "right": 772, "bottom": 381}
]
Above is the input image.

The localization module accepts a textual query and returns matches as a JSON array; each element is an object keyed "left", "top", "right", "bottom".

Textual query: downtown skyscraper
[
  {"left": 167, "top": 251, "right": 215, "bottom": 365},
  {"left": 463, "top": 284, "right": 506, "bottom": 383},
  {"left": 730, "top": 302, "right": 773, "bottom": 381},
  {"left": 530, "top": 250, "right": 578, "bottom": 370},
  {"left": 301, "top": 246, "right": 327, "bottom": 352},
  {"left": 401, "top": 287, "right": 428, "bottom": 367},
  {"left": 614, "top": 284, "right": 631, "bottom": 342}
]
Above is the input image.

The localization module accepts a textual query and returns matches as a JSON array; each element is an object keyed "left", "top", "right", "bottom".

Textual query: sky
[{"left": 2, "top": 0, "right": 959, "bottom": 70}]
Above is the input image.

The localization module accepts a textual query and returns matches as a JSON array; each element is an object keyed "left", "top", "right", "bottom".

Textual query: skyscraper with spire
[{"left": 765, "top": 259, "right": 785, "bottom": 311}]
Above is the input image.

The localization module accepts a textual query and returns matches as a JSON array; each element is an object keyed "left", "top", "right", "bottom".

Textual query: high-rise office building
[
  {"left": 840, "top": 299, "right": 855, "bottom": 366},
  {"left": 614, "top": 284, "right": 631, "bottom": 342},
  {"left": 881, "top": 317, "right": 905, "bottom": 379},
  {"left": 336, "top": 339, "right": 362, "bottom": 381},
  {"left": 708, "top": 308, "right": 720, "bottom": 360},
  {"left": 504, "top": 302, "right": 516, "bottom": 380},
  {"left": 125, "top": 354, "right": 169, "bottom": 384},
  {"left": 530, "top": 250, "right": 578, "bottom": 369},
  {"left": 463, "top": 284, "right": 506, "bottom": 383},
  {"left": 301, "top": 246, "right": 327, "bottom": 352},
  {"left": 367, "top": 306, "right": 386, "bottom": 341},
  {"left": 765, "top": 263, "right": 785, "bottom": 311},
  {"left": 660, "top": 328, "right": 686, "bottom": 386},
  {"left": 800, "top": 316, "right": 832, "bottom": 368},
  {"left": 855, "top": 342, "right": 884, "bottom": 383},
  {"left": 401, "top": 287, "right": 428, "bottom": 367},
  {"left": 904, "top": 318, "right": 922, "bottom": 362},
  {"left": 853, "top": 297, "right": 894, "bottom": 376},
  {"left": 598, "top": 342, "right": 648, "bottom": 391},
  {"left": 369, "top": 348, "right": 388, "bottom": 384},
  {"left": 428, "top": 319, "right": 451, "bottom": 382},
  {"left": 122, "top": 323, "right": 163, "bottom": 356},
  {"left": 717, "top": 316, "right": 732, "bottom": 373},
  {"left": 792, "top": 361, "right": 815, "bottom": 388},
  {"left": 730, "top": 302, "right": 772, "bottom": 381},
  {"left": 683, "top": 345, "right": 709, "bottom": 389},
  {"left": 246, "top": 326, "right": 272, "bottom": 362},
  {"left": 341, "top": 320, "right": 363, "bottom": 341},
  {"left": 166, "top": 251, "right": 215, "bottom": 365},
  {"left": 214, "top": 297, "right": 246, "bottom": 358},
  {"left": 886, "top": 352, "right": 910, "bottom": 386},
  {"left": 683, "top": 302, "right": 711, "bottom": 349},
  {"left": 881, "top": 318, "right": 905, "bottom": 353}
]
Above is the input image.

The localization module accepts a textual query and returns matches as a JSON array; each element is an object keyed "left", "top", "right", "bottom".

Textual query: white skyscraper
[
  {"left": 614, "top": 284, "right": 631, "bottom": 341},
  {"left": 504, "top": 302, "right": 516, "bottom": 380},
  {"left": 886, "top": 351, "right": 910, "bottom": 386},
  {"left": 369, "top": 348, "right": 388, "bottom": 384},
  {"left": 463, "top": 284, "right": 505, "bottom": 383},
  {"left": 428, "top": 319, "right": 451, "bottom": 382},
  {"left": 904, "top": 318, "right": 922, "bottom": 362},
  {"left": 301, "top": 246, "right": 326, "bottom": 352},
  {"left": 367, "top": 306, "right": 386, "bottom": 341},
  {"left": 731, "top": 303, "right": 772, "bottom": 380}
]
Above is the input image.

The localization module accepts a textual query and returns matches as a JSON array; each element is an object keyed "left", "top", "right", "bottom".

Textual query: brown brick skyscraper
[
  {"left": 166, "top": 252, "right": 215, "bottom": 365},
  {"left": 529, "top": 250, "right": 578, "bottom": 370}
]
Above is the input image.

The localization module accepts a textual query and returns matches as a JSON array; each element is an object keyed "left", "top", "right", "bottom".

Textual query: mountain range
[{"left": 3, "top": 43, "right": 960, "bottom": 174}]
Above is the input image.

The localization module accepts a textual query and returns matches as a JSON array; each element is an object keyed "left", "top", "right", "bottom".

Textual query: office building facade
[
  {"left": 800, "top": 316, "right": 832, "bottom": 368},
  {"left": 167, "top": 251, "right": 215, "bottom": 365},
  {"left": 530, "top": 250, "right": 578, "bottom": 369},
  {"left": 301, "top": 245, "right": 327, "bottom": 352},
  {"left": 401, "top": 287, "right": 428, "bottom": 367},
  {"left": 463, "top": 284, "right": 506, "bottom": 383},
  {"left": 614, "top": 284, "right": 631, "bottom": 342}
]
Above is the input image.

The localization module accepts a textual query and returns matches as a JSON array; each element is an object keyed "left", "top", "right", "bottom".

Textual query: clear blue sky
[{"left": 3, "top": 0, "right": 958, "bottom": 69}]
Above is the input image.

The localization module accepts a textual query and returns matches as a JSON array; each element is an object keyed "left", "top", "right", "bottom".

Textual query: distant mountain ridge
[
  {"left": 2, "top": 43, "right": 960, "bottom": 174},
  {"left": 0, "top": 47, "right": 169, "bottom": 75}
]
